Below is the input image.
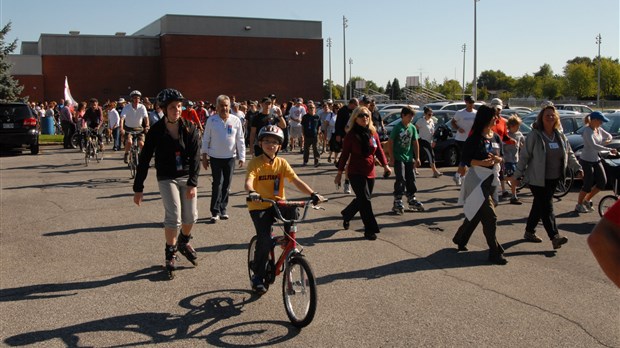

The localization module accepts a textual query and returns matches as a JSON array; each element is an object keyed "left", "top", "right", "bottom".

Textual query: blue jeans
[{"left": 210, "top": 157, "right": 235, "bottom": 216}]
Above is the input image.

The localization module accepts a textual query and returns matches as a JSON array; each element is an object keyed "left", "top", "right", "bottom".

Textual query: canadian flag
[{"left": 63, "top": 76, "right": 77, "bottom": 109}]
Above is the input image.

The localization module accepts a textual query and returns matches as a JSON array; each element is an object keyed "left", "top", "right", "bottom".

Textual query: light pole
[
  {"left": 349, "top": 58, "right": 353, "bottom": 99},
  {"left": 462, "top": 43, "right": 466, "bottom": 97},
  {"left": 596, "top": 33, "right": 602, "bottom": 108},
  {"left": 327, "top": 37, "right": 333, "bottom": 101},
  {"left": 473, "top": 0, "right": 479, "bottom": 100},
  {"left": 343, "top": 16, "right": 348, "bottom": 100}
]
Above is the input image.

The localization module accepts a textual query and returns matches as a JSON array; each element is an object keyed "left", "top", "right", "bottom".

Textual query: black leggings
[
  {"left": 581, "top": 160, "right": 606, "bottom": 192},
  {"left": 526, "top": 179, "right": 560, "bottom": 240}
]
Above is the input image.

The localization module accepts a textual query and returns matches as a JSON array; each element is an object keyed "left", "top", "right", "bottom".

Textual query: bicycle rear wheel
[
  {"left": 598, "top": 195, "right": 617, "bottom": 217},
  {"left": 129, "top": 150, "right": 138, "bottom": 178},
  {"left": 553, "top": 168, "right": 574, "bottom": 198},
  {"left": 282, "top": 255, "right": 317, "bottom": 328}
]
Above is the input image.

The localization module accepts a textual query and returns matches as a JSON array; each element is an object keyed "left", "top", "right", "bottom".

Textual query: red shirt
[
  {"left": 492, "top": 116, "right": 511, "bottom": 144},
  {"left": 604, "top": 199, "right": 620, "bottom": 226},
  {"left": 338, "top": 130, "right": 387, "bottom": 178},
  {"left": 182, "top": 109, "right": 200, "bottom": 126}
]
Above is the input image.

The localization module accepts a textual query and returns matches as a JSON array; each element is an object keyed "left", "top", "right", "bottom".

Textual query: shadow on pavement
[{"left": 43, "top": 221, "right": 163, "bottom": 237}]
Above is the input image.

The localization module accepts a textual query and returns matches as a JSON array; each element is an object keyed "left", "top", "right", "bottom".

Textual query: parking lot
[{"left": 0, "top": 145, "right": 618, "bottom": 347}]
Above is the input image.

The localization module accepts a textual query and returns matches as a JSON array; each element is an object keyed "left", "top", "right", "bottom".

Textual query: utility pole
[
  {"left": 462, "top": 43, "right": 467, "bottom": 97},
  {"left": 473, "top": 0, "right": 480, "bottom": 100},
  {"left": 349, "top": 58, "right": 353, "bottom": 99},
  {"left": 343, "top": 16, "right": 348, "bottom": 101},
  {"left": 596, "top": 33, "right": 602, "bottom": 108},
  {"left": 327, "top": 37, "right": 333, "bottom": 101}
]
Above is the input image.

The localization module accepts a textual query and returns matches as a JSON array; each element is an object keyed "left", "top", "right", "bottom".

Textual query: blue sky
[{"left": 1, "top": 0, "right": 618, "bottom": 90}]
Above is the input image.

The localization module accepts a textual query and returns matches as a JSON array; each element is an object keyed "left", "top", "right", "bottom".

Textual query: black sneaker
[
  {"left": 364, "top": 232, "right": 377, "bottom": 240},
  {"left": 552, "top": 234, "right": 568, "bottom": 249}
]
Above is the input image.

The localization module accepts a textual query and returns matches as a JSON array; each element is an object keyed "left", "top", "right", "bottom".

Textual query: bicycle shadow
[
  {"left": 3, "top": 289, "right": 285, "bottom": 347},
  {"left": 43, "top": 221, "right": 163, "bottom": 237}
]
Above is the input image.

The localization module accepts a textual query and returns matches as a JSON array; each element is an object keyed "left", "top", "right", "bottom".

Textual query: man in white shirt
[
  {"left": 288, "top": 98, "right": 306, "bottom": 152},
  {"left": 201, "top": 95, "right": 246, "bottom": 223},
  {"left": 107, "top": 101, "right": 121, "bottom": 151},
  {"left": 450, "top": 95, "right": 477, "bottom": 186},
  {"left": 121, "top": 90, "right": 149, "bottom": 163}
]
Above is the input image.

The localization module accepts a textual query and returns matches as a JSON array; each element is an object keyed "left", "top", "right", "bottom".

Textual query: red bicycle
[{"left": 247, "top": 197, "right": 327, "bottom": 328}]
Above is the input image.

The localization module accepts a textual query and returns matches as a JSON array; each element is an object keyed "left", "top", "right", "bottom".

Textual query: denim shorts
[{"left": 504, "top": 162, "right": 517, "bottom": 177}]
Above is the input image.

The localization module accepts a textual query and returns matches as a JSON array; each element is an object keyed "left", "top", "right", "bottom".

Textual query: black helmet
[
  {"left": 129, "top": 90, "right": 142, "bottom": 97},
  {"left": 258, "top": 125, "right": 284, "bottom": 144},
  {"left": 156, "top": 88, "right": 185, "bottom": 108}
]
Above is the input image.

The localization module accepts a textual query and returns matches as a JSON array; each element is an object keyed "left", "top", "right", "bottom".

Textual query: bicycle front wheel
[
  {"left": 84, "top": 142, "right": 91, "bottom": 166},
  {"left": 553, "top": 168, "right": 574, "bottom": 198},
  {"left": 247, "top": 236, "right": 258, "bottom": 285},
  {"left": 598, "top": 195, "right": 617, "bottom": 217},
  {"left": 129, "top": 151, "right": 138, "bottom": 178},
  {"left": 282, "top": 255, "right": 317, "bottom": 328}
]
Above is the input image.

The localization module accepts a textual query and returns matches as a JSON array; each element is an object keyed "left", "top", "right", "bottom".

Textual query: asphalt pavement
[{"left": 0, "top": 145, "right": 618, "bottom": 347}]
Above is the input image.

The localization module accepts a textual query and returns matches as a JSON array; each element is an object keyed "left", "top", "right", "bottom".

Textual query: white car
[
  {"left": 379, "top": 104, "right": 420, "bottom": 112},
  {"left": 440, "top": 101, "right": 483, "bottom": 111}
]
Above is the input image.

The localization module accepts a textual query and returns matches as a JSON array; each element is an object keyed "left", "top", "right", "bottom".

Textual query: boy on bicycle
[{"left": 245, "top": 125, "right": 324, "bottom": 294}]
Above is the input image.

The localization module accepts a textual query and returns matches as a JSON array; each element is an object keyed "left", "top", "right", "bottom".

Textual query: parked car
[
  {"left": 440, "top": 101, "right": 483, "bottom": 111},
  {"left": 379, "top": 103, "right": 420, "bottom": 112},
  {"left": 521, "top": 111, "right": 585, "bottom": 135},
  {"left": 567, "top": 112, "right": 620, "bottom": 160},
  {"left": 0, "top": 102, "right": 40, "bottom": 154},
  {"left": 500, "top": 108, "right": 531, "bottom": 118},
  {"left": 602, "top": 109, "right": 620, "bottom": 114},
  {"left": 423, "top": 101, "right": 450, "bottom": 110},
  {"left": 555, "top": 104, "right": 593, "bottom": 113}
]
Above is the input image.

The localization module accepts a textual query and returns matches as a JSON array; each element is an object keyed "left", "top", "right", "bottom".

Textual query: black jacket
[{"left": 133, "top": 118, "right": 201, "bottom": 192}]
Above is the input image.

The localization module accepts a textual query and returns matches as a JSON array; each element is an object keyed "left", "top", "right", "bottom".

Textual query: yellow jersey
[{"left": 246, "top": 155, "right": 298, "bottom": 211}]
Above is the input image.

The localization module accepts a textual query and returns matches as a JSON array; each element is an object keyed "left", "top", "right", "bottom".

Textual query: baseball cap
[
  {"left": 589, "top": 111, "right": 610, "bottom": 123},
  {"left": 464, "top": 95, "right": 475, "bottom": 103},
  {"left": 269, "top": 94, "right": 277, "bottom": 99},
  {"left": 490, "top": 98, "right": 503, "bottom": 109},
  {"left": 261, "top": 97, "right": 272, "bottom": 104},
  {"left": 117, "top": 97, "right": 126, "bottom": 103}
]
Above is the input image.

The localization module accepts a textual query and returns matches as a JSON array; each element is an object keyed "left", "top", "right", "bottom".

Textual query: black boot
[
  {"left": 177, "top": 231, "right": 198, "bottom": 266},
  {"left": 165, "top": 244, "right": 178, "bottom": 279}
]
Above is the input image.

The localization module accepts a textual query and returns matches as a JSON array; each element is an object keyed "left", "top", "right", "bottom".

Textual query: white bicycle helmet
[
  {"left": 258, "top": 125, "right": 284, "bottom": 144},
  {"left": 129, "top": 90, "right": 142, "bottom": 98}
]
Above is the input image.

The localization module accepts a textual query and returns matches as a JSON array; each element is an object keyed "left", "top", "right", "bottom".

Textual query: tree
[
  {"left": 0, "top": 22, "right": 24, "bottom": 101},
  {"left": 599, "top": 58, "right": 620, "bottom": 98},
  {"left": 534, "top": 64, "right": 553, "bottom": 78},
  {"left": 541, "top": 78, "right": 562, "bottom": 100},
  {"left": 391, "top": 78, "right": 402, "bottom": 100},
  {"left": 385, "top": 80, "right": 392, "bottom": 100},
  {"left": 438, "top": 79, "right": 462, "bottom": 100},
  {"left": 513, "top": 74, "right": 539, "bottom": 98},
  {"left": 564, "top": 62, "right": 595, "bottom": 98}
]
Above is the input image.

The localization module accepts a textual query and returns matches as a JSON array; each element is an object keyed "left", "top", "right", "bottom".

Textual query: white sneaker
[
  {"left": 210, "top": 215, "right": 220, "bottom": 223},
  {"left": 343, "top": 182, "right": 351, "bottom": 194},
  {"left": 575, "top": 204, "right": 589, "bottom": 213},
  {"left": 453, "top": 174, "right": 462, "bottom": 186},
  {"left": 585, "top": 201, "right": 594, "bottom": 212}
]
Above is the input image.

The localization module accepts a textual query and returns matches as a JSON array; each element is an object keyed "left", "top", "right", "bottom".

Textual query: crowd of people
[{"left": 34, "top": 90, "right": 619, "bottom": 287}]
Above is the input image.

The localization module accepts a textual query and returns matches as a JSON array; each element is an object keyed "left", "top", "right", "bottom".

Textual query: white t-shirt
[
  {"left": 289, "top": 105, "right": 306, "bottom": 126},
  {"left": 108, "top": 109, "right": 120, "bottom": 128},
  {"left": 121, "top": 103, "right": 148, "bottom": 128},
  {"left": 452, "top": 108, "right": 477, "bottom": 142},
  {"left": 415, "top": 117, "right": 435, "bottom": 143}
]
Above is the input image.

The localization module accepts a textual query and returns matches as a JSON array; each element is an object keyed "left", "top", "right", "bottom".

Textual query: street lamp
[
  {"left": 473, "top": 0, "right": 480, "bottom": 100},
  {"left": 327, "top": 37, "right": 333, "bottom": 101},
  {"left": 343, "top": 16, "right": 348, "bottom": 100},
  {"left": 349, "top": 58, "right": 353, "bottom": 99},
  {"left": 596, "top": 33, "right": 602, "bottom": 108},
  {"left": 462, "top": 43, "right": 467, "bottom": 97}
]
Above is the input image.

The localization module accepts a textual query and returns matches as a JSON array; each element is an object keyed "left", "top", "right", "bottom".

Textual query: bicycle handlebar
[{"left": 246, "top": 197, "right": 328, "bottom": 224}]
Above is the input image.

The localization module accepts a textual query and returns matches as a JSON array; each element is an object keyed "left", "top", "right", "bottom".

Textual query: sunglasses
[{"left": 357, "top": 113, "right": 370, "bottom": 118}]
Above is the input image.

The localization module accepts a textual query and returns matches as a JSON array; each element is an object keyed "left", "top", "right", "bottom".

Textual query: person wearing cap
[
  {"left": 288, "top": 98, "right": 306, "bottom": 152},
  {"left": 490, "top": 98, "right": 513, "bottom": 203},
  {"left": 575, "top": 111, "right": 617, "bottom": 213},
  {"left": 511, "top": 104, "right": 583, "bottom": 249},
  {"left": 196, "top": 101, "right": 209, "bottom": 128},
  {"left": 451, "top": 95, "right": 478, "bottom": 186},
  {"left": 249, "top": 97, "right": 286, "bottom": 157},
  {"left": 301, "top": 103, "right": 321, "bottom": 167},
  {"left": 182, "top": 101, "right": 204, "bottom": 133},
  {"left": 201, "top": 95, "right": 246, "bottom": 223},
  {"left": 116, "top": 97, "right": 127, "bottom": 115}
]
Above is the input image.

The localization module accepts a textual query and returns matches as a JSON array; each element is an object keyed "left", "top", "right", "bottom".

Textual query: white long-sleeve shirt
[
  {"left": 580, "top": 126, "right": 613, "bottom": 162},
  {"left": 201, "top": 113, "right": 246, "bottom": 161}
]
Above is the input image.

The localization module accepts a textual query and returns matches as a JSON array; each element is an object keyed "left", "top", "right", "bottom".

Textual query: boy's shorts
[{"left": 504, "top": 162, "right": 517, "bottom": 178}]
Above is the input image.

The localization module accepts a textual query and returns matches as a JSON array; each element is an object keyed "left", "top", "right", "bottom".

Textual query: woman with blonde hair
[{"left": 335, "top": 106, "right": 392, "bottom": 240}]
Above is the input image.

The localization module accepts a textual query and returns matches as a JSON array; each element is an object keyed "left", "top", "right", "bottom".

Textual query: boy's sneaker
[
  {"left": 585, "top": 200, "right": 594, "bottom": 212},
  {"left": 251, "top": 275, "right": 267, "bottom": 295},
  {"left": 220, "top": 214, "right": 229, "bottom": 220},
  {"left": 343, "top": 182, "right": 351, "bottom": 194},
  {"left": 575, "top": 203, "right": 589, "bottom": 213},
  {"left": 510, "top": 197, "right": 523, "bottom": 205},
  {"left": 210, "top": 215, "right": 220, "bottom": 223},
  {"left": 453, "top": 174, "right": 462, "bottom": 186},
  {"left": 552, "top": 234, "right": 568, "bottom": 249}
]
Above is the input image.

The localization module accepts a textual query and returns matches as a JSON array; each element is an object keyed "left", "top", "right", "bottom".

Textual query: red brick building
[{"left": 9, "top": 15, "right": 323, "bottom": 104}]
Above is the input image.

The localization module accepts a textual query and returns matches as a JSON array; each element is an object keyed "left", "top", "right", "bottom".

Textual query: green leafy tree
[
  {"left": 323, "top": 79, "right": 342, "bottom": 100},
  {"left": 541, "top": 78, "right": 563, "bottom": 100},
  {"left": 564, "top": 62, "right": 595, "bottom": 98},
  {"left": 477, "top": 70, "right": 514, "bottom": 92},
  {"left": 385, "top": 80, "right": 392, "bottom": 99},
  {"left": 534, "top": 64, "right": 553, "bottom": 78},
  {"left": 438, "top": 79, "right": 462, "bottom": 100},
  {"left": 0, "top": 22, "right": 24, "bottom": 101},
  {"left": 514, "top": 74, "right": 539, "bottom": 97},
  {"left": 599, "top": 58, "right": 620, "bottom": 98},
  {"left": 566, "top": 57, "right": 592, "bottom": 66}
]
